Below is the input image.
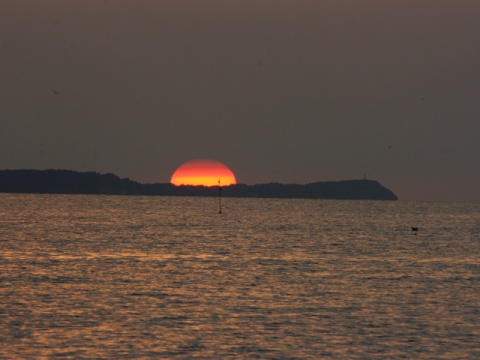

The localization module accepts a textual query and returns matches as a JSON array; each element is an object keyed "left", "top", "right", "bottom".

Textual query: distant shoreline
[{"left": 0, "top": 169, "right": 398, "bottom": 200}]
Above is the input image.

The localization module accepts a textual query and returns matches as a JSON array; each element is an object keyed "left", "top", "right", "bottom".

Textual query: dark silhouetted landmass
[{"left": 0, "top": 169, "right": 398, "bottom": 200}]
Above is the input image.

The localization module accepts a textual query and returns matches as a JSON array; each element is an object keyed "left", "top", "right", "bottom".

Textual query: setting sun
[{"left": 170, "top": 159, "right": 237, "bottom": 186}]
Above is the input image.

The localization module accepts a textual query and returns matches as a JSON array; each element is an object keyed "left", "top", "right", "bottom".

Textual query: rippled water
[{"left": 1, "top": 194, "right": 479, "bottom": 359}]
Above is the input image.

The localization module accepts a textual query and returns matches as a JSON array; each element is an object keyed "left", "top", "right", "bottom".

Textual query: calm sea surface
[{"left": 1, "top": 194, "right": 479, "bottom": 359}]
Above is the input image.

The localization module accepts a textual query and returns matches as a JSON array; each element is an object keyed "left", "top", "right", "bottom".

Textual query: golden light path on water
[{"left": 0, "top": 194, "right": 479, "bottom": 358}]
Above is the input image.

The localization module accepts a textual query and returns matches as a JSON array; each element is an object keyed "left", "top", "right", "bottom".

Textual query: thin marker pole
[{"left": 218, "top": 179, "right": 222, "bottom": 214}]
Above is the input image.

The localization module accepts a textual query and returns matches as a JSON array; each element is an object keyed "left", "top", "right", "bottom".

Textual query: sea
[{"left": 1, "top": 194, "right": 479, "bottom": 359}]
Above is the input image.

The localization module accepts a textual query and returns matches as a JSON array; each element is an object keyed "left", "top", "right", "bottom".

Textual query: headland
[{"left": 0, "top": 169, "right": 398, "bottom": 200}]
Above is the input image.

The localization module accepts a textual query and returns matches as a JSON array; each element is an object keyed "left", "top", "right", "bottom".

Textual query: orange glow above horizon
[{"left": 170, "top": 159, "right": 237, "bottom": 186}]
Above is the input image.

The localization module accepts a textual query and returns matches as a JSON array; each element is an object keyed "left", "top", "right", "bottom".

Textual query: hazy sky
[{"left": 1, "top": 1, "right": 479, "bottom": 202}]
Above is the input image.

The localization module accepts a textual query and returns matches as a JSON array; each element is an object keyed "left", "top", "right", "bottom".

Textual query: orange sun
[{"left": 170, "top": 159, "right": 237, "bottom": 186}]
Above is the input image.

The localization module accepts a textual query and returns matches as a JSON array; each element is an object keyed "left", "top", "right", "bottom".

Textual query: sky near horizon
[{"left": 1, "top": 1, "right": 479, "bottom": 202}]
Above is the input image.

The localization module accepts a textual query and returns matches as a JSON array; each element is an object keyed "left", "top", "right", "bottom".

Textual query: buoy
[{"left": 218, "top": 179, "right": 222, "bottom": 214}]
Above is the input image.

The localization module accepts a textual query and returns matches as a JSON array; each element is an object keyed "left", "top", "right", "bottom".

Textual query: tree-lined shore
[{"left": 0, "top": 169, "right": 398, "bottom": 200}]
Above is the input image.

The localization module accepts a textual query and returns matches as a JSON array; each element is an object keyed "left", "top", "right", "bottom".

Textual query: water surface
[{"left": 1, "top": 194, "right": 479, "bottom": 358}]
